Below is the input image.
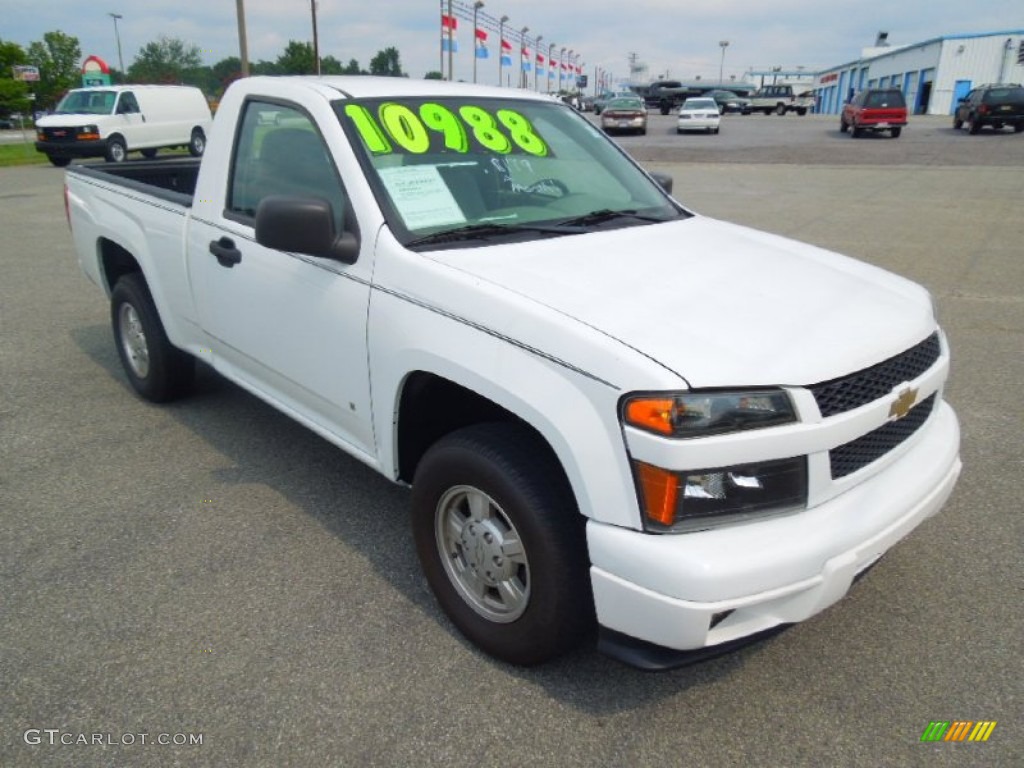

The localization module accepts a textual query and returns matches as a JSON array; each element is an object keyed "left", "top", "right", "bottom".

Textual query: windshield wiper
[
  {"left": 555, "top": 209, "right": 670, "bottom": 228},
  {"left": 405, "top": 221, "right": 580, "bottom": 247}
]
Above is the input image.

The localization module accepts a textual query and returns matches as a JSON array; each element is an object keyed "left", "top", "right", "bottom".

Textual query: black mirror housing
[
  {"left": 255, "top": 196, "right": 359, "bottom": 264},
  {"left": 649, "top": 172, "right": 673, "bottom": 195}
]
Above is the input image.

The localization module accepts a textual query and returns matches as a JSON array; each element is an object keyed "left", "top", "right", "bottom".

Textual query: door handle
[{"left": 209, "top": 237, "right": 242, "bottom": 268}]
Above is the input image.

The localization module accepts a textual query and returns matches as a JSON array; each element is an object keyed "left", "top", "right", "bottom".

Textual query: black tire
[
  {"left": 851, "top": 125, "right": 862, "bottom": 138},
  {"left": 1015, "top": 123, "right": 1024, "bottom": 133},
  {"left": 953, "top": 116, "right": 963, "bottom": 129},
  {"left": 188, "top": 128, "right": 206, "bottom": 157},
  {"left": 839, "top": 119, "right": 849, "bottom": 133},
  {"left": 411, "top": 423, "right": 592, "bottom": 666},
  {"left": 110, "top": 273, "right": 194, "bottom": 402},
  {"left": 140, "top": 148, "right": 158, "bottom": 158},
  {"left": 775, "top": 103, "right": 786, "bottom": 116},
  {"left": 659, "top": 101, "right": 671, "bottom": 116},
  {"left": 105, "top": 135, "right": 127, "bottom": 163},
  {"left": 796, "top": 108, "right": 807, "bottom": 116},
  {"left": 47, "top": 155, "right": 71, "bottom": 167},
  {"left": 968, "top": 118, "right": 981, "bottom": 135},
  {"left": 890, "top": 127, "right": 902, "bottom": 138}
]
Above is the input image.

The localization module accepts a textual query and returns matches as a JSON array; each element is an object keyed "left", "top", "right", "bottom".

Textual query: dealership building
[{"left": 811, "top": 30, "right": 1024, "bottom": 116}]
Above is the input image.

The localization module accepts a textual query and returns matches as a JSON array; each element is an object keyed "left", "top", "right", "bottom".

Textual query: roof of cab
[{"left": 238, "top": 75, "right": 551, "bottom": 103}]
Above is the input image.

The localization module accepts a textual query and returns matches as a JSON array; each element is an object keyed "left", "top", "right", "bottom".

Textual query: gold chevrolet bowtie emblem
[{"left": 889, "top": 387, "right": 918, "bottom": 420}]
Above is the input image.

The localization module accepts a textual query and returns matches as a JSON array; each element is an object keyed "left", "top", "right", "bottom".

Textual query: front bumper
[
  {"left": 588, "top": 401, "right": 960, "bottom": 665},
  {"left": 35, "top": 139, "right": 109, "bottom": 159}
]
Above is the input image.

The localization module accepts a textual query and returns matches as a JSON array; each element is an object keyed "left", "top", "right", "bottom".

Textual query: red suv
[{"left": 840, "top": 89, "right": 907, "bottom": 138}]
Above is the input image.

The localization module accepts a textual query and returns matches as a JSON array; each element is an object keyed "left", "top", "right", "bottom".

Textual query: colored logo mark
[{"left": 920, "top": 720, "right": 997, "bottom": 742}]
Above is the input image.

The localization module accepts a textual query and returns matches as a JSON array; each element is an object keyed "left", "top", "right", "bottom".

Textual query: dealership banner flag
[
  {"left": 500, "top": 38, "right": 513, "bottom": 66},
  {"left": 536, "top": 53, "right": 545, "bottom": 77},
  {"left": 441, "top": 14, "right": 458, "bottom": 53},
  {"left": 521, "top": 46, "right": 532, "bottom": 72},
  {"left": 475, "top": 28, "right": 489, "bottom": 59}
]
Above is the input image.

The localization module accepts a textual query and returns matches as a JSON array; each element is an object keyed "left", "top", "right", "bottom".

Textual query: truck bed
[{"left": 68, "top": 158, "right": 201, "bottom": 207}]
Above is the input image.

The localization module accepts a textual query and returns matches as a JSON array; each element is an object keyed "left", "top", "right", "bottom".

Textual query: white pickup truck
[{"left": 65, "top": 76, "right": 961, "bottom": 669}]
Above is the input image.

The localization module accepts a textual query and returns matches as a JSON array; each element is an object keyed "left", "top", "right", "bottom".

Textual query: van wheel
[
  {"left": 141, "top": 148, "right": 158, "bottom": 158},
  {"left": 47, "top": 155, "right": 71, "bottom": 167},
  {"left": 110, "top": 273, "right": 194, "bottom": 402},
  {"left": 188, "top": 129, "right": 206, "bottom": 157},
  {"left": 105, "top": 136, "right": 127, "bottom": 163},
  {"left": 411, "top": 423, "right": 592, "bottom": 666}
]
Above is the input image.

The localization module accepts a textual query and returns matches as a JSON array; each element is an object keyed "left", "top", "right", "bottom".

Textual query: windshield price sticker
[{"left": 344, "top": 102, "right": 549, "bottom": 158}]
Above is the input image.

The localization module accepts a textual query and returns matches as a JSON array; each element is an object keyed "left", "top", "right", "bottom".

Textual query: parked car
[
  {"left": 953, "top": 84, "right": 1024, "bottom": 134},
  {"left": 702, "top": 90, "right": 752, "bottom": 115},
  {"left": 600, "top": 96, "right": 648, "bottom": 135},
  {"left": 840, "top": 88, "right": 907, "bottom": 138},
  {"left": 593, "top": 90, "right": 635, "bottom": 115},
  {"left": 677, "top": 97, "right": 721, "bottom": 134},
  {"left": 0, "top": 117, "right": 14, "bottom": 130}
]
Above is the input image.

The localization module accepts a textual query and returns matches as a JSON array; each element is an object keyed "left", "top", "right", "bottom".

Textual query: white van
[{"left": 35, "top": 85, "right": 212, "bottom": 166}]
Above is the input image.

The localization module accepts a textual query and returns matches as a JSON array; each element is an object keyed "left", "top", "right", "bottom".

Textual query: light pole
[
  {"left": 718, "top": 40, "right": 729, "bottom": 86},
  {"left": 447, "top": 0, "right": 454, "bottom": 81},
  {"left": 547, "top": 42, "right": 555, "bottom": 93},
  {"left": 108, "top": 12, "right": 125, "bottom": 79},
  {"left": 234, "top": 1, "right": 250, "bottom": 76},
  {"left": 310, "top": 0, "right": 321, "bottom": 75},
  {"left": 472, "top": 1, "right": 484, "bottom": 84},
  {"left": 519, "top": 27, "right": 529, "bottom": 88},
  {"left": 560, "top": 47, "right": 566, "bottom": 94},
  {"left": 498, "top": 15, "right": 508, "bottom": 86},
  {"left": 534, "top": 35, "right": 542, "bottom": 90}
]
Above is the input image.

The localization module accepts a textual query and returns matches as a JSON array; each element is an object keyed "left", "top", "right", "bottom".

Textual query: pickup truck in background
[
  {"left": 748, "top": 84, "right": 815, "bottom": 115},
  {"left": 64, "top": 76, "right": 961, "bottom": 669}
]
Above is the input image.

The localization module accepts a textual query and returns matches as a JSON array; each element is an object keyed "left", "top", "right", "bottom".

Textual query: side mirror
[
  {"left": 649, "top": 172, "right": 673, "bottom": 195},
  {"left": 255, "top": 196, "right": 359, "bottom": 264}
]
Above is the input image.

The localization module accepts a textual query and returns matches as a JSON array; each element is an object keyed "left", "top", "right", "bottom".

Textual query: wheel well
[
  {"left": 397, "top": 372, "right": 550, "bottom": 484},
  {"left": 99, "top": 238, "right": 141, "bottom": 294}
]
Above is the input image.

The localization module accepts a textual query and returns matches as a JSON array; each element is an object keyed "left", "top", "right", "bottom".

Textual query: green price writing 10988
[{"left": 344, "top": 103, "right": 549, "bottom": 157}]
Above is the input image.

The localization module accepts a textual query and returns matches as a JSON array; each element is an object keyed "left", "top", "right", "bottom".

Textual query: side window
[
  {"left": 228, "top": 100, "right": 348, "bottom": 234},
  {"left": 117, "top": 92, "right": 140, "bottom": 114}
]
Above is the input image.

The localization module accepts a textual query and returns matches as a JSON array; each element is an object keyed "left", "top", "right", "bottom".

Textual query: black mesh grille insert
[
  {"left": 810, "top": 333, "right": 941, "bottom": 418},
  {"left": 830, "top": 394, "right": 936, "bottom": 479}
]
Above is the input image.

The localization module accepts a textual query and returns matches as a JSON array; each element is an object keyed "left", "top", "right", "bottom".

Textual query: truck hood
[{"left": 426, "top": 216, "right": 935, "bottom": 388}]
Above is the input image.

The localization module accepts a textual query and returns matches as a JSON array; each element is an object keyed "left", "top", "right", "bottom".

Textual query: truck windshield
[
  {"left": 55, "top": 90, "right": 117, "bottom": 115},
  {"left": 336, "top": 96, "right": 683, "bottom": 248}
]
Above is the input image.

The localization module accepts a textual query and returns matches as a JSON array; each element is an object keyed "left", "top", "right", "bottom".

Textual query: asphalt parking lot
[{"left": 2, "top": 114, "right": 1022, "bottom": 767}]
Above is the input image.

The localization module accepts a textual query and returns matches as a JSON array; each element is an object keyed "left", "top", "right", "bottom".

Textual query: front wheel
[
  {"left": 412, "top": 424, "right": 592, "bottom": 666},
  {"left": 110, "top": 273, "right": 194, "bottom": 402},
  {"left": 188, "top": 128, "right": 206, "bottom": 157},
  {"left": 775, "top": 104, "right": 786, "bottom": 116},
  {"left": 105, "top": 135, "right": 127, "bottom": 163}
]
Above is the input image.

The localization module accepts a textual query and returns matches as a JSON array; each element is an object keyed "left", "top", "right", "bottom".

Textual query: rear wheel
[
  {"left": 851, "top": 125, "right": 862, "bottom": 138},
  {"left": 953, "top": 116, "right": 963, "bottom": 129},
  {"left": 411, "top": 423, "right": 592, "bottom": 666},
  {"left": 140, "top": 148, "right": 158, "bottom": 159},
  {"left": 110, "top": 273, "right": 194, "bottom": 402},
  {"left": 796, "top": 108, "right": 807, "bottom": 116},
  {"left": 105, "top": 135, "right": 127, "bottom": 163},
  {"left": 890, "top": 127, "right": 902, "bottom": 138},
  {"left": 47, "top": 155, "right": 71, "bottom": 167},
  {"left": 839, "top": 118, "right": 849, "bottom": 133},
  {"left": 968, "top": 117, "right": 981, "bottom": 135},
  {"left": 1015, "top": 123, "right": 1024, "bottom": 133},
  {"left": 188, "top": 128, "right": 206, "bottom": 157},
  {"left": 775, "top": 104, "right": 786, "bottom": 116}
]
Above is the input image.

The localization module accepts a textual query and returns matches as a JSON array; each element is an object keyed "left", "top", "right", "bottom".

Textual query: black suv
[{"left": 953, "top": 84, "right": 1024, "bottom": 134}]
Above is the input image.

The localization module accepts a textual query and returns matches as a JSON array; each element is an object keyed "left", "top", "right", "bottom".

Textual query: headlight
[
  {"left": 623, "top": 390, "right": 796, "bottom": 438},
  {"left": 633, "top": 456, "right": 808, "bottom": 533},
  {"left": 80, "top": 125, "right": 99, "bottom": 134}
]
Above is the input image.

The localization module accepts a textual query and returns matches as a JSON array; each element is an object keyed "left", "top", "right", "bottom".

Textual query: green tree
[
  {"left": 0, "top": 40, "right": 31, "bottom": 117},
  {"left": 368, "top": 47, "right": 404, "bottom": 77},
  {"left": 321, "top": 55, "right": 343, "bottom": 75},
  {"left": 251, "top": 60, "right": 281, "bottom": 76},
  {"left": 423, "top": 70, "right": 443, "bottom": 80},
  {"left": 276, "top": 41, "right": 315, "bottom": 75},
  {"left": 26, "top": 31, "right": 81, "bottom": 110},
  {"left": 128, "top": 36, "right": 202, "bottom": 84},
  {"left": 342, "top": 58, "right": 364, "bottom": 75}
]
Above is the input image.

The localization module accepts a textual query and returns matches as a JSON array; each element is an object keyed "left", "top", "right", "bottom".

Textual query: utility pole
[
  {"left": 108, "top": 13, "right": 125, "bottom": 80},
  {"left": 311, "top": 0, "right": 321, "bottom": 75},
  {"left": 235, "top": 0, "right": 250, "bottom": 76}
]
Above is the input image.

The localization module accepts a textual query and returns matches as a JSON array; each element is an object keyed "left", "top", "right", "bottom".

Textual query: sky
[{"left": 5, "top": 1, "right": 1023, "bottom": 87}]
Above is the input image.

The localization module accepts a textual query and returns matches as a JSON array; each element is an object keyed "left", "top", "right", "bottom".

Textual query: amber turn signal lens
[
  {"left": 624, "top": 398, "right": 675, "bottom": 435},
  {"left": 634, "top": 462, "right": 678, "bottom": 526}
]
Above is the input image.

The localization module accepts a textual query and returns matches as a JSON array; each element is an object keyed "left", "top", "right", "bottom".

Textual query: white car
[{"left": 678, "top": 98, "right": 722, "bottom": 134}]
